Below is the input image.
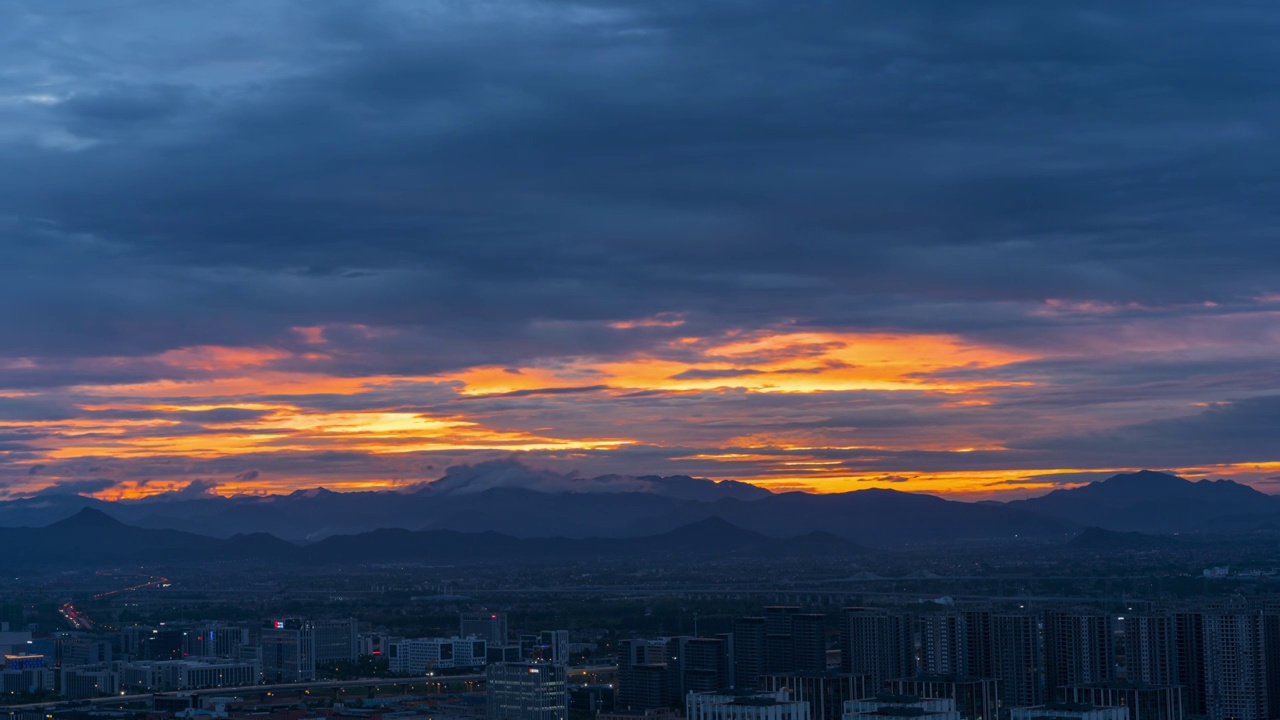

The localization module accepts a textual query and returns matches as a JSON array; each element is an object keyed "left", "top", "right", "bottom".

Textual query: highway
[{"left": 0, "top": 665, "right": 618, "bottom": 713}]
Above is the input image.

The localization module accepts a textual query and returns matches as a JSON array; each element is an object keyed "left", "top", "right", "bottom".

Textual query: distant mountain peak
[
  {"left": 49, "top": 507, "right": 125, "bottom": 529},
  {"left": 1104, "top": 469, "right": 1185, "bottom": 484},
  {"left": 1012, "top": 469, "right": 1280, "bottom": 534},
  {"left": 289, "top": 487, "right": 336, "bottom": 498},
  {"left": 417, "top": 459, "right": 770, "bottom": 500}
]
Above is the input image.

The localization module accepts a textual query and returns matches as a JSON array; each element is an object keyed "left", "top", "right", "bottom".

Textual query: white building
[
  {"left": 120, "top": 658, "right": 260, "bottom": 692},
  {"left": 387, "top": 636, "right": 488, "bottom": 674},
  {"left": 688, "top": 691, "right": 812, "bottom": 720}
]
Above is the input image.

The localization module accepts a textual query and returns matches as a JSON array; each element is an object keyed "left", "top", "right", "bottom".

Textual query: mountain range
[
  {"left": 0, "top": 509, "right": 865, "bottom": 571},
  {"left": 5, "top": 465, "right": 1279, "bottom": 549}
]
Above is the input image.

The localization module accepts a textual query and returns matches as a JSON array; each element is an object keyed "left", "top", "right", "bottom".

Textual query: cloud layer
[{"left": 2, "top": 0, "right": 1279, "bottom": 499}]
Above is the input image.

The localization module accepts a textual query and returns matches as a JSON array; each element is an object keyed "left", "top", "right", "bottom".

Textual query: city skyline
[{"left": 4, "top": 1, "right": 1280, "bottom": 500}]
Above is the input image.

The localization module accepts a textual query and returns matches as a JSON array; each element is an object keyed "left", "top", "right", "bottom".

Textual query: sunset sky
[{"left": 3, "top": 1, "right": 1280, "bottom": 501}]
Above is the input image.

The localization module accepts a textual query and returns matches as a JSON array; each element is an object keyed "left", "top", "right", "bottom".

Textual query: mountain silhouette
[
  {"left": 1064, "top": 526, "right": 1183, "bottom": 552},
  {"left": 1008, "top": 470, "right": 1279, "bottom": 533}
]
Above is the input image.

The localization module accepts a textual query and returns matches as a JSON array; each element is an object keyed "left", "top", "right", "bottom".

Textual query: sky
[{"left": 2, "top": 0, "right": 1280, "bottom": 501}]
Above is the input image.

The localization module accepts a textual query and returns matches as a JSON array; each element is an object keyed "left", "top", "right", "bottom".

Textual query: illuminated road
[
  {"left": 0, "top": 665, "right": 618, "bottom": 712},
  {"left": 93, "top": 575, "right": 169, "bottom": 600},
  {"left": 59, "top": 602, "right": 93, "bottom": 630},
  {"left": 61, "top": 574, "right": 169, "bottom": 631}
]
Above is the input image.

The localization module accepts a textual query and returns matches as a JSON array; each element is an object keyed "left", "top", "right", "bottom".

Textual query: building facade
[{"left": 487, "top": 662, "right": 568, "bottom": 720}]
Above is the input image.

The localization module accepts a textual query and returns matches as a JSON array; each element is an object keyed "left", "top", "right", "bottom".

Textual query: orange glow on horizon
[{"left": 6, "top": 326, "right": 1167, "bottom": 501}]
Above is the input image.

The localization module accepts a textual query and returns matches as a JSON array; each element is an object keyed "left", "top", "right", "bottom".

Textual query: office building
[
  {"left": 839, "top": 608, "right": 912, "bottom": 687},
  {"left": 57, "top": 634, "right": 113, "bottom": 666},
  {"left": 619, "top": 638, "right": 677, "bottom": 710},
  {"left": 491, "top": 644, "right": 524, "bottom": 663},
  {"left": 387, "top": 636, "right": 488, "bottom": 674},
  {"left": 119, "top": 658, "right": 260, "bottom": 691},
  {"left": 487, "top": 662, "right": 568, "bottom": 720},
  {"left": 682, "top": 637, "right": 734, "bottom": 696},
  {"left": 0, "top": 666, "right": 52, "bottom": 694},
  {"left": 260, "top": 623, "right": 315, "bottom": 683},
  {"left": 127, "top": 626, "right": 185, "bottom": 661},
  {"left": 310, "top": 618, "right": 359, "bottom": 664},
  {"left": 2, "top": 654, "right": 44, "bottom": 670},
  {"left": 462, "top": 612, "right": 509, "bottom": 644},
  {"left": 762, "top": 672, "right": 871, "bottom": 720},
  {"left": 886, "top": 676, "right": 1001, "bottom": 720},
  {"left": 521, "top": 630, "right": 570, "bottom": 665},
  {"left": 689, "top": 691, "right": 811, "bottom": 720},
  {"left": 1065, "top": 683, "right": 1184, "bottom": 720},
  {"left": 188, "top": 624, "right": 251, "bottom": 658},
  {"left": 60, "top": 665, "right": 120, "bottom": 699},
  {"left": 572, "top": 684, "right": 618, "bottom": 715}
]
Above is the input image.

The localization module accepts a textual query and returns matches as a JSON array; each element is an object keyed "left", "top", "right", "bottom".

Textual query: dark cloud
[
  {"left": 30, "top": 478, "right": 120, "bottom": 497},
  {"left": 1010, "top": 395, "right": 1280, "bottom": 467},
  {"left": 0, "top": 0, "right": 1278, "bottom": 495},
  {"left": 0, "top": 0, "right": 1278, "bottom": 367}
]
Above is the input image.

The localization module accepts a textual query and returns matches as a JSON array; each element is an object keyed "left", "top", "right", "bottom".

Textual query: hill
[
  {"left": 1007, "top": 470, "right": 1280, "bottom": 533},
  {"left": 1064, "top": 526, "right": 1183, "bottom": 552}
]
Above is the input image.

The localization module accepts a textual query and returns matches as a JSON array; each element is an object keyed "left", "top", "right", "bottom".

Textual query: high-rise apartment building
[
  {"left": 990, "top": 612, "right": 1044, "bottom": 709},
  {"left": 921, "top": 613, "right": 970, "bottom": 677},
  {"left": 619, "top": 636, "right": 732, "bottom": 709},
  {"left": 735, "top": 617, "right": 768, "bottom": 691},
  {"left": 1124, "top": 616, "right": 1178, "bottom": 687},
  {"left": 1201, "top": 609, "right": 1266, "bottom": 720},
  {"left": 839, "top": 608, "right": 912, "bottom": 687},
  {"left": 1043, "top": 610, "right": 1116, "bottom": 695},
  {"left": 1170, "top": 611, "right": 1206, "bottom": 718}
]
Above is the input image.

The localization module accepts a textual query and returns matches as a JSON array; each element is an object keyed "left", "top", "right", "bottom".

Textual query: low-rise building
[
  {"left": 885, "top": 676, "right": 1001, "bottom": 720},
  {"left": 1064, "top": 684, "right": 1183, "bottom": 720},
  {"left": 120, "top": 658, "right": 260, "bottom": 692},
  {"left": 688, "top": 691, "right": 812, "bottom": 720},
  {"left": 388, "top": 637, "right": 487, "bottom": 675},
  {"left": 61, "top": 665, "right": 121, "bottom": 699},
  {"left": 1010, "top": 703, "right": 1130, "bottom": 720},
  {"left": 844, "top": 696, "right": 961, "bottom": 720}
]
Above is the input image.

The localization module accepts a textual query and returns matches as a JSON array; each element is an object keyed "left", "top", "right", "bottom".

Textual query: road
[
  {"left": 60, "top": 574, "right": 169, "bottom": 631},
  {"left": 0, "top": 665, "right": 618, "bottom": 713}
]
